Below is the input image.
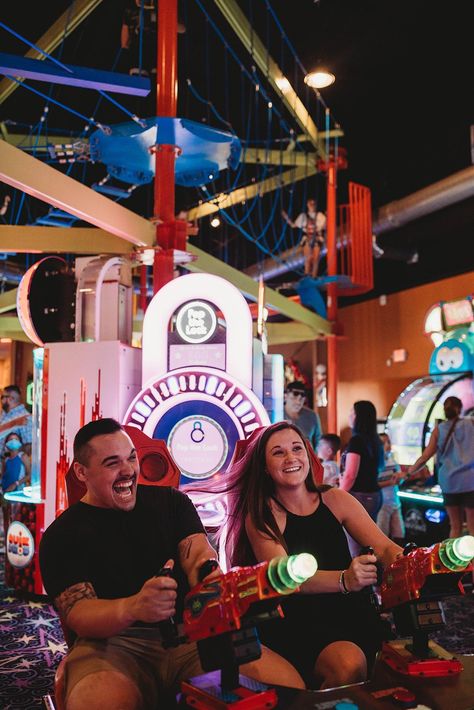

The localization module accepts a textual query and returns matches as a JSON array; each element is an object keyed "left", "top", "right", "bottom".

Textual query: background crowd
[{"left": 283, "top": 378, "right": 474, "bottom": 555}]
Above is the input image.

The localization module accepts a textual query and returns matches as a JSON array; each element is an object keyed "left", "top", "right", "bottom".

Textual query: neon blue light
[
  {"left": 425, "top": 508, "right": 447, "bottom": 524},
  {"left": 4, "top": 488, "right": 42, "bottom": 504},
  {"left": 33, "top": 347, "right": 44, "bottom": 367},
  {"left": 397, "top": 491, "right": 444, "bottom": 504},
  {"left": 0, "top": 51, "right": 150, "bottom": 96}
]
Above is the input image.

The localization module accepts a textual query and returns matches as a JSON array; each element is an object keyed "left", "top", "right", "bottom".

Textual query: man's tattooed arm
[
  {"left": 55, "top": 582, "right": 97, "bottom": 622},
  {"left": 179, "top": 537, "right": 193, "bottom": 560},
  {"left": 178, "top": 533, "right": 220, "bottom": 587}
]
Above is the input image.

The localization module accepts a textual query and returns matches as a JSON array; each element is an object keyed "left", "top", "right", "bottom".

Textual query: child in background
[
  {"left": 317, "top": 433, "right": 341, "bottom": 487},
  {"left": 1, "top": 432, "right": 31, "bottom": 494},
  {"left": 377, "top": 433, "right": 405, "bottom": 545}
]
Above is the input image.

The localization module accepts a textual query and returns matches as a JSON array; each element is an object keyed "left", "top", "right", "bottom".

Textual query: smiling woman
[
  {"left": 185, "top": 421, "right": 402, "bottom": 690},
  {"left": 265, "top": 428, "right": 312, "bottom": 498}
]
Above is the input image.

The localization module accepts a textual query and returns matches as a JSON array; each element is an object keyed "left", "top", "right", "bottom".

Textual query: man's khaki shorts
[{"left": 63, "top": 627, "right": 204, "bottom": 708}]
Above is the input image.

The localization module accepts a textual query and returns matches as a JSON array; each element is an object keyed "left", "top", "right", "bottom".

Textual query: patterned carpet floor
[
  {"left": 431, "top": 586, "right": 474, "bottom": 654},
  {"left": 1, "top": 551, "right": 473, "bottom": 710},
  {"left": 0, "top": 552, "right": 66, "bottom": 709}
]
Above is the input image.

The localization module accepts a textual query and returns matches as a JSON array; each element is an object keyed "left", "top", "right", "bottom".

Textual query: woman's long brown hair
[{"left": 184, "top": 421, "right": 324, "bottom": 567}]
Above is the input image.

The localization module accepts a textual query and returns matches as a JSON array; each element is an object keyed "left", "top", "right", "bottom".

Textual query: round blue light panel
[
  {"left": 124, "top": 367, "right": 270, "bottom": 487},
  {"left": 154, "top": 402, "right": 237, "bottom": 485}
]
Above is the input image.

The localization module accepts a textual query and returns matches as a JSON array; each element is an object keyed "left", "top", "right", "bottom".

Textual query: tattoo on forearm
[
  {"left": 55, "top": 582, "right": 97, "bottom": 620},
  {"left": 181, "top": 538, "right": 192, "bottom": 559}
]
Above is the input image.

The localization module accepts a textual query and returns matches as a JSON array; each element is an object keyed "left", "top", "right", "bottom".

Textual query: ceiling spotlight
[
  {"left": 210, "top": 216, "right": 221, "bottom": 228},
  {"left": 304, "top": 69, "right": 335, "bottom": 89}
]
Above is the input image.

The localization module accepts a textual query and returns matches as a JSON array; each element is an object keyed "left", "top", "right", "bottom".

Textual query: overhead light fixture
[
  {"left": 210, "top": 216, "right": 221, "bottom": 228},
  {"left": 304, "top": 68, "right": 335, "bottom": 89}
]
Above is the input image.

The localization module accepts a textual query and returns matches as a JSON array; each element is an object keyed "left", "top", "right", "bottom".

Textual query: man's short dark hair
[
  {"left": 319, "top": 433, "right": 341, "bottom": 455},
  {"left": 73, "top": 418, "right": 124, "bottom": 465},
  {"left": 285, "top": 380, "right": 307, "bottom": 395},
  {"left": 4, "top": 384, "right": 21, "bottom": 398}
]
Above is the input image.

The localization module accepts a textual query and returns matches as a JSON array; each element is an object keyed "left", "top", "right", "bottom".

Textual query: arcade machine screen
[
  {"left": 388, "top": 374, "right": 474, "bottom": 468},
  {"left": 387, "top": 374, "right": 473, "bottom": 546}
]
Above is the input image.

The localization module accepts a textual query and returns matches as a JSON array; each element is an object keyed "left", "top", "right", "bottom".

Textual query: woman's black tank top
[
  {"left": 271, "top": 491, "right": 353, "bottom": 571},
  {"left": 258, "top": 491, "right": 383, "bottom": 678}
]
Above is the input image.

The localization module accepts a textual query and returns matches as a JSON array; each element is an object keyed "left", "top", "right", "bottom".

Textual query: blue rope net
[{"left": 1, "top": 0, "right": 341, "bottom": 275}]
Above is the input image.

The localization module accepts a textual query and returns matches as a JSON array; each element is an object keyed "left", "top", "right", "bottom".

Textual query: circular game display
[
  {"left": 124, "top": 366, "right": 269, "bottom": 484},
  {"left": 168, "top": 415, "right": 228, "bottom": 479},
  {"left": 175, "top": 300, "right": 217, "bottom": 344},
  {"left": 6, "top": 521, "right": 35, "bottom": 569}
]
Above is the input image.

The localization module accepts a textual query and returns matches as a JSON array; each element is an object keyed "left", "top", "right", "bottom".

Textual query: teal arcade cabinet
[{"left": 387, "top": 295, "right": 474, "bottom": 545}]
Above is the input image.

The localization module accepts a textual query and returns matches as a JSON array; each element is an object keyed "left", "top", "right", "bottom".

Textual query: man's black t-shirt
[
  {"left": 39, "top": 486, "right": 205, "bottom": 621},
  {"left": 344, "top": 434, "right": 382, "bottom": 493}
]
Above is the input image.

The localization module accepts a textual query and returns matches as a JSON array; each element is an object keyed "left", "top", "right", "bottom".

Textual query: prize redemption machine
[
  {"left": 5, "top": 262, "right": 283, "bottom": 593},
  {"left": 123, "top": 271, "right": 283, "bottom": 529},
  {"left": 387, "top": 296, "right": 474, "bottom": 546},
  {"left": 4, "top": 256, "right": 141, "bottom": 594}
]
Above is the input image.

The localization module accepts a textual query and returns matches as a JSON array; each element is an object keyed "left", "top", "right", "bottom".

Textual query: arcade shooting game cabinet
[
  {"left": 122, "top": 271, "right": 283, "bottom": 527},
  {"left": 4, "top": 255, "right": 141, "bottom": 594},
  {"left": 4, "top": 259, "right": 283, "bottom": 593},
  {"left": 387, "top": 295, "right": 474, "bottom": 546}
]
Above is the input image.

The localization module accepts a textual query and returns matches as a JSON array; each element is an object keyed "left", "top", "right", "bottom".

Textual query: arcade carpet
[
  {"left": 0, "top": 551, "right": 67, "bottom": 709},
  {"left": 1, "top": 552, "right": 474, "bottom": 710}
]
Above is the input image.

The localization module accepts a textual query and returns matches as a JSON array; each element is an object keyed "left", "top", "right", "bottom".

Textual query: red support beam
[{"left": 153, "top": 0, "right": 181, "bottom": 293}]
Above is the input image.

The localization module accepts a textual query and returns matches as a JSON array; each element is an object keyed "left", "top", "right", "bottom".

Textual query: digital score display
[{"left": 442, "top": 299, "right": 473, "bottom": 328}]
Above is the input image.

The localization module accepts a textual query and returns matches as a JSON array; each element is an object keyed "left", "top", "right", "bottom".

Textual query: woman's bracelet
[{"left": 339, "top": 570, "right": 350, "bottom": 594}]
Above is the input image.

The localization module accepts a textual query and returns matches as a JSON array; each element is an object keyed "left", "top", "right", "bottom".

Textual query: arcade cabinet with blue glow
[{"left": 387, "top": 296, "right": 474, "bottom": 545}]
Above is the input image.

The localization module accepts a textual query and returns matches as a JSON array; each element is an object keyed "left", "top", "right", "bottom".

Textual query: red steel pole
[
  {"left": 326, "top": 160, "right": 338, "bottom": 434},
  {"left": 153, "top": 0, "right": 178, "bottom": 293}
]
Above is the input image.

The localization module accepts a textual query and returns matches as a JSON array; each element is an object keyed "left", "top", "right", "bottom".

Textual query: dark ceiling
[{"left": 1, "top": 0, "right": 473, "bottom": 303}]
